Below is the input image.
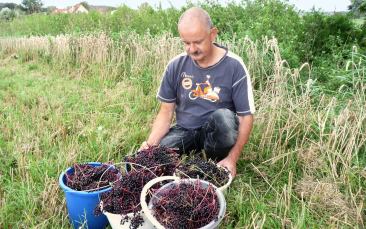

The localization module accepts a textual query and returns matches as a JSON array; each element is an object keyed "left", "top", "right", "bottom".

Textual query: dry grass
[
  {"left": 297, "top": 143, "right": 327, "bottom": 173},
  {"left": 295, "top": 176, "right": 362, "bottom": 227},
  {"left": 0, "top": 33, "right": 182, "bottom": 83}
]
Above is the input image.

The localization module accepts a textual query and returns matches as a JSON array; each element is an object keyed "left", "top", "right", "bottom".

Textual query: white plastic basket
[
  {"left": 100, "top": 202, "right": 151, "bottom": 229},
  {"left": 140, "top": 176, "right": 226, "bottom": 229}
]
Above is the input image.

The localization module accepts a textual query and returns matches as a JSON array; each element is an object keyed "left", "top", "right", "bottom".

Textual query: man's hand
[
  {"left": 217, "top": 115, "right": 253, "bottom": 178},
  {"left": 140, "top": 102, "right": 175, "bottom": 152},
  {"left": 217, "top": 156, "right": 237, "bottom": 177},
  {"left": 139, "top": 141, "right": 150, "bottom": 151}
]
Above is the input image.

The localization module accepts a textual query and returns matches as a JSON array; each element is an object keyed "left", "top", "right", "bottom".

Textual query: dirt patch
[
  {"left": 297, "top": 144, "right": 326, "bottom": 173},
  {"left": 295, "top": 176, "right": 359, "bottom": 225}
]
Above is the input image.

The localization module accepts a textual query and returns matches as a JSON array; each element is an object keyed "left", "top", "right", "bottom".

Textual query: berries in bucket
[
  {"left": 96, "top": 167, "right": 156, "bottom": 229},
  {"left": 175, "top": 156, "right": 233, "bottom": 191},
  {"left": 140, "top": 176, "right": 226, "bottom": 229},
  {"left": 59, "top": 162, "right": 120, "bottom": 229}
]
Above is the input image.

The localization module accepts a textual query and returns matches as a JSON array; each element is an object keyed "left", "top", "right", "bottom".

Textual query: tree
[
  {"left": 348, "top": 0, "right": 366, "bottom": 16},
  {"left": 1, "top": 3, "right": 17, "bottom": 10},
  {"left": 0, "top": 7, "right": 16, "bottom": 20},
  {"left": 80, "top": 1, "right": 90, "bottom": 10},
  {"left": 21, "top": 0, "right": 43, "bottom": 14}
]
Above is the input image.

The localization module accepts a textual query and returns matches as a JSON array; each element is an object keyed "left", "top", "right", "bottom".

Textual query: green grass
[
  {"left": 353, "top": 17, "right": 365, "bottom": 26},
  {"left": 0, "top": 59, "right": 156, "bottom": 227}
]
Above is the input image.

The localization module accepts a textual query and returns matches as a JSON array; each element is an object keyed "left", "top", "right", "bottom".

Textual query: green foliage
[
  {"left": 0, "top": 7, "right": 16, "bottom": 21},
  {"left": 80, "top": 1, "right": 90, "bottom": 10},
  {"left": 0, "top": 0, "right": 365, "bottom": 94},
  {"left": 349, "top": 0, "right": 366, "bottom": 15},
  {"left": 196, "top": 0, "right": 302, "bottom": 65},
  {"left": 298, "top": 12, "right": 364, "bottom": 62},
  {"left": 21, "top": 0, "right": 43, "bottom": 14},
  {"left": 294, "top": 11, "right": 366, "bottom": 89},
  {"left": 104, "top": 4, "right": 180, "bottom": 35}
]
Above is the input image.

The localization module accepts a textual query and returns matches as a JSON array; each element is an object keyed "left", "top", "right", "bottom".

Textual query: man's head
[{"left": 178, "top": 7, "right": 218, "bottom": 64}]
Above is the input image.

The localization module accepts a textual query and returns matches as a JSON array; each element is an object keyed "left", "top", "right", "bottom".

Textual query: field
[
  {"left": 0, "top": 1, "right": 365, "bottom": 228},
  {"left": 0, "top": 32, "right": 364, "bottom": 228}
]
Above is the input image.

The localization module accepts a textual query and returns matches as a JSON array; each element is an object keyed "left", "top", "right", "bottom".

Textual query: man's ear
[{"left": 210, "top": 27, "right": 218, "bottom": 42}]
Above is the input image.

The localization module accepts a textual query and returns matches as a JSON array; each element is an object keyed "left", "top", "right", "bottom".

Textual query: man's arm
[
  {"left": 218, "top": 114, "right": 253, "bottom": 177},
  {"left": 140, "top": 102, "right": 176, "bottom": 150}
]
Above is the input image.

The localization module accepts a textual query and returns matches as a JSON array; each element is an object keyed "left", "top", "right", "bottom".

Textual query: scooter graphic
[{"left": 188, "top": 77, "right": 220, "bottom": 102}]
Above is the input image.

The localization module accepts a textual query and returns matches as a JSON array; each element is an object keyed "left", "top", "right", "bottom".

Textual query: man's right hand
[
  {"left": 139, "top": 141, "right": 150, "bottom": 151},
  {"left": 139, "top": 102, "right": 175, "bottom": 152}
]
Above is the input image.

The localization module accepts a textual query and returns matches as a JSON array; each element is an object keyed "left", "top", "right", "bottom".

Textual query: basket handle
[{"left": 140, "top": 176, "right": 179, "bottom": 229}]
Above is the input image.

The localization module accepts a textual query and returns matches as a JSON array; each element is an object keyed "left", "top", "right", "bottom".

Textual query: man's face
[{"left": 178, "top": 21, "right": 217, "bottom": 63}]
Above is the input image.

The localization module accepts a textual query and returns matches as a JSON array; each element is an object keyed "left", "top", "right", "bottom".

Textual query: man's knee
[
  {"left": 160, "top": 126, "right": 195, "bottom": 154},
  {"left": 203, "top": 108, "right": 239, "bottom": 151},
  {"left": 209, "top": 108, "right": 238, "bottom": 131},
  {"left": 160, "top": 133, "right": 184, "bottom": 152}
]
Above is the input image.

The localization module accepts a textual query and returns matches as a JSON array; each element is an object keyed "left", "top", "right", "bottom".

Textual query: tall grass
[{"left": 0, "top": 34, "right": 365, "bottom": 228}]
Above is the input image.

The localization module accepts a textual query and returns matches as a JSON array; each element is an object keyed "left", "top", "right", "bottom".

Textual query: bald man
[{"left": 140, "top": 7, "right": 255, "bottom": 177}]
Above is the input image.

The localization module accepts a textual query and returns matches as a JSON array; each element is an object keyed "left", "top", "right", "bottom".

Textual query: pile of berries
[
  {"left": 125, "top": 145, "right": 180, "bottom": 176},
  {"left": 97, "top": 146, "right": 180, "bottom": 229},
  {"left": 176, "top": 157, "right": 230, "bottom": 187},
  {"left": 152, "top": 180, "right": 220, "bottom": 229},
  {"left": 98, "top": 168, "right": 155, "bottom": 215},
  {"left": 96, "top": 168, "right": 156, "bottom": 229},
  {"left": 65, "top": 163, "right": 119, "bottom": 191}
]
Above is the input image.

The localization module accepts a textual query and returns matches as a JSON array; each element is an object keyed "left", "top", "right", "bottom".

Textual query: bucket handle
[{"left": 140, "top": 176, "right": 179, "bottom": 229}]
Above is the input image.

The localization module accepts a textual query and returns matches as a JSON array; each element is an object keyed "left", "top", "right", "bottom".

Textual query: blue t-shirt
[{"left": 157, "top": 44, "right": 255, "bottom": 129}]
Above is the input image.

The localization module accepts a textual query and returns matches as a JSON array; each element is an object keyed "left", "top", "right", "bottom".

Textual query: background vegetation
[
  {"left": 1, "top": 0, "right": 366, "bottom": 87},
  {"left": 0, "top": 0, "right": 365, "bottom": 228}
]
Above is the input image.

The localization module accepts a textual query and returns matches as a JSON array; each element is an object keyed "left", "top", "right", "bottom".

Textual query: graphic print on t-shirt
[{"left": 181, "top": 74, "right": 221, "bottom": 102}]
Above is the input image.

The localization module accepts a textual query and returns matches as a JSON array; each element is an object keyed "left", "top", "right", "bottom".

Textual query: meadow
[{"left": 0, "top": 1, "right": 365, "bottom": 228}]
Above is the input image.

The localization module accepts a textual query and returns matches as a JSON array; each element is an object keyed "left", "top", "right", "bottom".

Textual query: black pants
[{"left": 160, "top": 108, "right": 239, "bottom": 161}]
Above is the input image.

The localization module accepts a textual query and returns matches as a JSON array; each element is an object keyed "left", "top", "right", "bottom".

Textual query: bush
[
  {"left": 298, "top": 11, "right": 365, "bottom": 62},
  {"left": 0, "top": 7, "right": 16, "bottom": 21}
]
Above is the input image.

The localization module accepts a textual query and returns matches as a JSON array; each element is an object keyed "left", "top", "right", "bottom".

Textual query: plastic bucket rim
[{"left": 59, "top": 162, "right": 114, "bottom": 194}]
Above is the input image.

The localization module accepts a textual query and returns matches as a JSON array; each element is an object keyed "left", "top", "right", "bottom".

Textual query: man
[{"left": 140, "top": 7, "right": 255, "bottom": 177}]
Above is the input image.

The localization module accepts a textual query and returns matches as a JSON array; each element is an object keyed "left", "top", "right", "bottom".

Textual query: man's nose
[{"left": 188, "top": 43, "right": 197, "bottom": 53}]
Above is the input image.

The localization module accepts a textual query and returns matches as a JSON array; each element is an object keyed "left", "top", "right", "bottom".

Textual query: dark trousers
[{"left": 160, "top": 108, "right": 239, "bottom": 161}]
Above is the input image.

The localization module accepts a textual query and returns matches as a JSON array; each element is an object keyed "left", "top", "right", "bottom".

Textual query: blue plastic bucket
[{"left": 59, "top": 162, "right": 114, "bottom": 229}]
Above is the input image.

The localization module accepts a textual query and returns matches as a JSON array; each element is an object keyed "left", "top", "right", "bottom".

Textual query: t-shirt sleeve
[
  {"left": 156, "top": 62, "right": 177, "bottom": 103},
  {"left": 232, "top": 62, "right": 255, "bottom": 116}
]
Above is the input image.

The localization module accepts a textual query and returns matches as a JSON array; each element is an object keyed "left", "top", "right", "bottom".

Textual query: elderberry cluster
[
  {"left": 176, "top": 157, "right": 230, "bottom": 187},
  {"left": 96, "top": 169, "right": 156, "bottom": 229},
  {"left": 152, "top": 180, "right": 220, "bottom": 229},
  {"left": 99, "top": 169, "right": 155, "bottom": 215},
  {"left": 65, "top": 163, "right": 119, "bottom": 191},
  {"left": 125, "top": 145, "right": 180, "bottom": 176},
  {"left": 96, "top": 146, "right": 181, "bottom": 229}
]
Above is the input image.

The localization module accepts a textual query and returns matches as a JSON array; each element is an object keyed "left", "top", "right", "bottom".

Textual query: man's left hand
[{"left": 217, "top": 156, "right": 237, "bottom": 177}]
